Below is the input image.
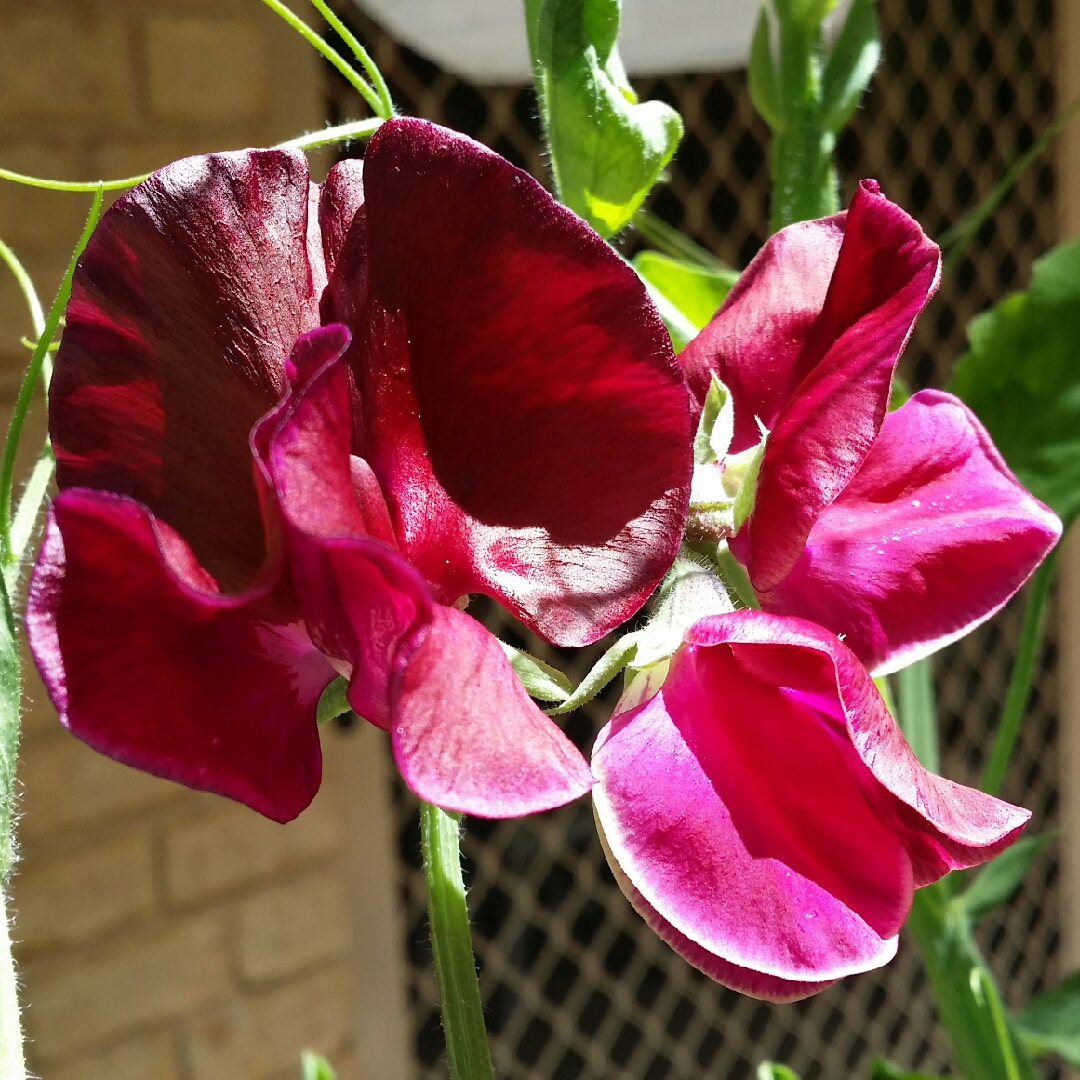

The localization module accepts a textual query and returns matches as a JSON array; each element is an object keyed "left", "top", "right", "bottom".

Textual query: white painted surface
[{"left": 351, "top": 0, "right": 787, "bottom": 82}]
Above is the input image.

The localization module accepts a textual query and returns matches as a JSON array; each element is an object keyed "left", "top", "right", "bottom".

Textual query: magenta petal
[
  {"left": 391, "top": 605, "right": 593, "bottom": 817},
  {"left": 678, "top": 214, "right": 844, "bottom": 452},
  {"left": 592, "top": 647, "right": 900, "bottom": 992},
  {"left": 747, "top": 182, "right": 941, "bottom": 592},
  {"left": 27, "top": 491, "right": 334, "bottom": 823},
  {"left": 594, "top": 611, "right": 1030, "bottom": 993},
  {"left": 52, "top": 150, "right": 324, "bottom": 591},
  {"left": 347, "top": 117, "right": 692, "bottom": 646},
  {"left": 318, "top": 158, "right": 365, "bottom": 278},
  {"left": 690, "top": 614, "right": 1031, "bottom": 878},
  {"left": 267, "top": 331, "right": 433, "bottom": 729},
  {"left": 761, "top": 391, "right": 1063, "bottom": 673},
  {"left": 597, "top": 821, "right": 838, "bottom": 1002}
]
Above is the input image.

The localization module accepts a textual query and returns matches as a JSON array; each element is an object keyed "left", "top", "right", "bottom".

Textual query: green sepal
[
  {"left": 731, "top": 428, "right": 767, "bottom": 533},
  {"left": 950, "top": 236, "right": 1080, "bottom": 528},
  {"left": 960, "top": 831, "right": 1056, "bottom": 923},
  {"left": 546, "top": 636, "right": 637, "bottom": 715},
  {"left": 300, "top": 1052, "right": 337, "bottom": 1080},
  {"left": 1015, "top": 969, "right": 1080, "bottom": 1067},
  {"left": 499, "top": 642, "right": 574, "bottom": 703},
  {"left": 748, "top": 7, "right": 783, "bottom": 131},
  {"left": 315, "top": 676, "right": 350, "bottom": 725},
  {"left": 633, "top": 250, "right": 737, "bottom": 331},
  {"left": 535, "top": 0, "right": 684, "bottom": 237},
  {"left": 820, "top": 0, "right": 880, "bottom": 133},
  {"left": 693, "top": 374, "right": 735, "bottom": 465},
  {"left": 628, "top": 554, "right": 733, "bottom": 669}
]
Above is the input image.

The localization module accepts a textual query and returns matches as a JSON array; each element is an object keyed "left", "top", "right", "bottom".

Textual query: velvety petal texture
[
  {"left": 592, "top": 611, "right": 1028, "bottom": 1000},
  {"left": 27, "top": 491, "right": 334, "bottom": 823},
  {"left": 264, "top": 328, "right": 594, "bottom": 815},
  {"left": 761, "top": 391, "right": 1064, "bottom": 672},
  {"left": 681, "top": 182, "right": 1060, "bottom": 672},
  {"left": 329, "top": 118, "right": 693, "bottom": 646},
  {"left": 31, "top": 121, "right": 683, "bottom": 821}
]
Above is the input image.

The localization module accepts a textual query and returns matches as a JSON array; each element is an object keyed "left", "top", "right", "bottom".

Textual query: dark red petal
[
  {"left": 319, "top": 158, "right": 365, "bottom": 278},
  {"left": 687, "top": 613, "right": 1030, "bottom": 877},
  {"left": 266, "top": 329, "right": 432, "bottom": 730},
  {"left": 52, "top": 150, "right": 324, "bottom": 591},
  {"left": 678, "top": 214, "right": 845, "bottom": 453},
  {"left": 345, "top": 117, "right": 692, "bottom": 646},
  {"left": 27, "top": 491, "right": 334, "bottom": 823},
  {"left": 391, "top": 605, "right": 594, "bottom": 817},
  {"left": 760, "top": 391, "right": 1063, "bottom": 673},
  {"left": 746, "top": 182, "right": 941, "bottom": 592}
]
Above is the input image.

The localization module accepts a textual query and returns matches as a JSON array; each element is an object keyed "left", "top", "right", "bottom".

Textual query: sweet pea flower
[
  {"left": 680, "top": 180, "right": 1062, "bottom": 673},
  {"left": 592, "top": 611, "right": 1029, "bottom": 1001},
  {"left": 27, "top": 118, "right": 693, "bottom": 823}
]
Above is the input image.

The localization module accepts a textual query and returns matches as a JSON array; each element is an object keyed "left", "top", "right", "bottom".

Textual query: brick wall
[{"left": 0, "top": 3, "right": 395, "bottom": 1078}]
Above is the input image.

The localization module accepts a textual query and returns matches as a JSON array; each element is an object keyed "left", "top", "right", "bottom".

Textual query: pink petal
[
  {"left": 391, "top": 605, "right": 594, "bottom": 817},
  {"left": 593, "top": 611, "right": 1030, "bottom": 992},
  {"left": 760, "top": 391, "right": 1063, "bottom": 673},
  {"left": 26, "top": 491, "right": 334, "bottom": 823},
  {"left": 690, "top": 613, "right": 1031, "bottom": 881},
  {"left": 51, "top": 150, "right": 325, "bottom": 591},
  {"left": 746, "top": 182, "right": 941, "bottom": 593},
  {"left": 678, "top": 214, "right": 844, "bottom": 453},
  {"left": 592, "top": 644, "right": 901, "bottom": 993},
  {"left": 332, "top": 117, "right": 692, "bottom": 646},
  {"left": 266, "top": 329, "right": 432, "bottom": 729}
]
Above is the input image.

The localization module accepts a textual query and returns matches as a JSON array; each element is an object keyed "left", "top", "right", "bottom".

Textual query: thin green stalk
[
  {"left": 5, "top": 446, "right": 55, "bottom": 599},
  {"left": 895, "top": 657, "right": 939, "bottom": 773},
  {"left": 0, "top": 186, "right": 103, "bottom": 563},
  {"left": 0, "top": 242, "right": 44, "bottom": 340},
  {"left": 420, "top": 802, "right": 495, "bottom": 1080},
  {"left": 278, "top": 117, "right": 383, "bottom": 150},
  {"left": 981, "top": 548, "right": 1058, "bottom": 796},
  {"left": 970, "top": 968, "right": 1021, "bottom": 1080},
  {"left": 306, "top": 0, "right": 394, "bottom": 118},
  {"left": 631, "top": 209, "right": 733, "bottom": 272},
  {"left": 257, "top": 0, "right": 384, "bottom": 116},
  {"left": 1, "top": 120, "right": 385, "bottom": 194},
  {"left": 940, "top": 92, "right": 1080, "bottom": 270},
  {"left": 0, "top": 891, "right": 24, "bottom": 1079},
  {"left": 0, "top": 167, "right": 152, "bottom": 192}
]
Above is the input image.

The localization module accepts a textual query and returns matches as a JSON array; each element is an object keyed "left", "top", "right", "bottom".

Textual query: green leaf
[
  {"left": 499, "top": 643, "right": 573, "bottom": 703},
  {"left": 756, "top": 1063, "right": 801, "bottom": 1080},
  {"left": 894, "top": 657, "right": 938, "bottom": 773},
  {"left": 748, "top": 8, "right": 783, "bottom": 131},
  {"left": 950, "top": 236, "right": 1080, "bottom": 527},
  {"left": 316, "top": 676, "right": 351, "bottom": 725},
  {"left": 961, "top": 832, "right": 1056, "bottom": 923},
  {"left": 870, "top": 1060, "right": 944, "bottom": 1080},
  {"left": 1016, "top": 969, "right": 1080, "bottom": 1066},
  {"left": 820, "top": 0, "right": 880, "bottom": 132},
  {"left": 633, "top": 251, "right": 738, "bottom": 331},
  {"left": 535, "top": 0, "right": 683, "bottom": 236},
  {"left": 693, "top": 374, "right": 734, "bottom": 465},
  {"left": 300, "top": 1052, "right": 337, "bottom": 1080}
]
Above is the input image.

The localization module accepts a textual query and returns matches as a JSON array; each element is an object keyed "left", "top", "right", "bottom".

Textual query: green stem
[
  {"left": 420, "top": 802, "right": 494, "bottom": 1080},
  {"left": 0, "top": 242, "right": 44, "bottom": 339},
  {"left": 895, "top": 656, "right": 939, "bottom": 773},
  {"left": 257, "top": 0, "right": 384, "bottom": 116},
  {"left": 1, "top": 120, "right": 385, "bottom": 193},
  {"left": 981, "top": 548, "right": 1058, "bottom": 796},
  {"left": 0, "top": 186, "right": 103, "bottom": 563},
  {"left": 0, "top": 891, "right": 24, "bottom": 1080},
  {"left": 278, "top": 117, "right": 383, "bottom": 150},
  {"left": 630, "top": 209, "right": 734, "bottom": 272},
  {"left": 939, "top": 92, "right": 1080, "bottom": 270},
  {"left": 306, "top": 0, "right": 394, "bottom": 118}
]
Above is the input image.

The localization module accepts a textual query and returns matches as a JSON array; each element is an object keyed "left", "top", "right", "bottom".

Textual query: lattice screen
[{"left": 325, "top": 1, "right": 1062, "bottom": 1076}]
